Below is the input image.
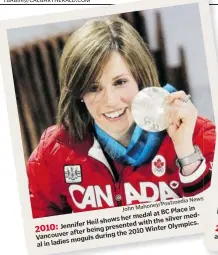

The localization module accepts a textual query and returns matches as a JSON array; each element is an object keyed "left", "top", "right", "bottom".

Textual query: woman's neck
[{"left": 110, "top": 124, "right": 136, "bottom": 147}]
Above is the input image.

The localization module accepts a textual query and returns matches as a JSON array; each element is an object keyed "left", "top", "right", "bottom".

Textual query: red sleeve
[
  {"left": 179, "top": 119, "right": 216, "bottom": 196},
  {"left": 27, "top": 160, "right": 59, "bottom": 218},
  {"left": 27, "top": 129, "right": 72, "bottom": 218}
]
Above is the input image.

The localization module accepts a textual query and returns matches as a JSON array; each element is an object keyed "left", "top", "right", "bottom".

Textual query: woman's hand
[{"left": 166, "top": 91, "right": 200, "bottom": 175}]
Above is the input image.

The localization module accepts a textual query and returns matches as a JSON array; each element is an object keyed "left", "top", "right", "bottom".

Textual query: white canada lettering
[
  {"left": 159, "top": 182, "right": 179, "bottom": 200},
  {"left": 125, "top": 182, "right": 178, "bottom": 204},
  {"left": 69, "top": 185, "right": 113, "bottom": 209},
  {"left": 82, "top": 186, "right": 97, "bottom": 208},
  {"left": 69, "top": 182, "right": 179, "bottom": 209},
  {"left": 94, "top": 185, "right": 114, "bottom": 207},
  {"left": 124, "top": 182, "right": 159, "bottom": 204},
  {"left": 69, "top": 185, "right": 86, "bottom": 209},
  {"left": 69, "top": 185, "right": 96, "bottom": 209}
]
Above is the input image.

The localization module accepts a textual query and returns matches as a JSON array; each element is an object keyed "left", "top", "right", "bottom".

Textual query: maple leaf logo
[{"left": 154, "top": 158, "right": 164, "bottom": 169}]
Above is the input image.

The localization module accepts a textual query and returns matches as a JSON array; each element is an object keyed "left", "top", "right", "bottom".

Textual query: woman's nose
[{"left": 104, "top": 87, "right": 118, "bottom": 105}]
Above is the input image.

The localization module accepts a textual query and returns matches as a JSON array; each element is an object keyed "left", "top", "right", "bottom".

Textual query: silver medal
[{"left": 131, "top": 87, "right": 170, "bottom": 132}]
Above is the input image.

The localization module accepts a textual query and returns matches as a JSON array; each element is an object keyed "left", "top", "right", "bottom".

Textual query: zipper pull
[{"left": 115, "top": 183, "right": 122, "bottom": 206}]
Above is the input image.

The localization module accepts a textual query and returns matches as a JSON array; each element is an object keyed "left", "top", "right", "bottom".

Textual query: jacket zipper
[
  {"left": 90, "top": 157, "right": 125, "bottom": 207},
  {"left": 114, "top": 166, "right": 128, "bottom": 207},
  {"left": 87, "top": 140, "right": 128, "bottom": 207}
]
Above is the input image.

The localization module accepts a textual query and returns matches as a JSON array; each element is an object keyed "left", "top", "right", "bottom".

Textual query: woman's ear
[{"left": 80, "top": 96, "right": 84, "bottom": 103}]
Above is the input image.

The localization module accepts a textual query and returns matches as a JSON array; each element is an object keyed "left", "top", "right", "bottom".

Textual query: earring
[{"left": 81, "top": 99, "right": 84, "bottom": 102}]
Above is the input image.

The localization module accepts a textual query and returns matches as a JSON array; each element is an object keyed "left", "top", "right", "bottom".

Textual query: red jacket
[{"left": 27, "top": 117, "right": 215, "bottom": 218}]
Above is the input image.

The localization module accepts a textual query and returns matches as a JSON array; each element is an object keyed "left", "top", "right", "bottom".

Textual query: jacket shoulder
[
  {"left": 194, "top": 116, "right": 215, "bottom": 134},
  {"left": 193, "top": 116, "right": 216, "bottom": 145},
  {"left": 28, "top": 125, "right": 70, "bottom": 163}
]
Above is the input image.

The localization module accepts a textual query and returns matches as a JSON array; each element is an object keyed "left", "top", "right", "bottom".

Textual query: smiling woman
[{"left": 26, "top": 16, "right": 216, "bottom": 218}]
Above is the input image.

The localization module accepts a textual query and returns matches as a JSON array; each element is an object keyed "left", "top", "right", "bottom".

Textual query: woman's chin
[
  {"left": 98, "top": 113, "right": 134, "bottom": 138},
  {"left": 104, "top": 125, "right": 132, "bottom": 138}
]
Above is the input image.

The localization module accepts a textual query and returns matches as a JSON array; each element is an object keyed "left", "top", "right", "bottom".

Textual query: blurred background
[{"left": 7, "top": 3, "right": 214, "bottom": 162}]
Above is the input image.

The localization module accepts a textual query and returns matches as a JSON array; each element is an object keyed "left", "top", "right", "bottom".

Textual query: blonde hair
[{"left": 58, "top": 16, "right": 160, "bottom": 142}]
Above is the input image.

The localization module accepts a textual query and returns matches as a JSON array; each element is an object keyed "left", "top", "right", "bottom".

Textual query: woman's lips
[{"left": 103, "top": 108, "right": 127, "bottom": 120}]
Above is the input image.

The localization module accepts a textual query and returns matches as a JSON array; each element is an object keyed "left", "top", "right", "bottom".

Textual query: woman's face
[{"left": 83, "top": 51, "right": 139, "bottom": 139}]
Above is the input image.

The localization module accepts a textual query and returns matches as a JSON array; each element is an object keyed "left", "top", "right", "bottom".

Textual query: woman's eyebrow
[
  {"left": 90, "top": 82, "right": 100, "bottom": 86},
  {"left": 112, "top": 73, "right": 131, "bottom": 81}
]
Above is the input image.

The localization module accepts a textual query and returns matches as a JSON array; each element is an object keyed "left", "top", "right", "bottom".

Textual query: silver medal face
[{"left": 131, "top": 87, "right": 170, "bottom": 132}]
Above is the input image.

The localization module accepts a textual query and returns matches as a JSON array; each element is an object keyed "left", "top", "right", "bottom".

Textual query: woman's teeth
[{"left": 104, "top": 109, "right": 125, "bottom": 119}]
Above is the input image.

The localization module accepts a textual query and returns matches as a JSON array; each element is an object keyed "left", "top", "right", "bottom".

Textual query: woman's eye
[
  {"left": 89, "top": 85, "right": 99, "bottom": 93},
  {"left": 114, "top": 79, "right": 127, "bottom": 86}
]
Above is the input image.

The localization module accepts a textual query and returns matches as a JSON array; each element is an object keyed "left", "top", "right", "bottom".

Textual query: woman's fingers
[
  {"left": 166, "top": 91, "right": 187, "bottom": 104},
  {"left": 167, "top": 92, "right": 197, "bottom": 128},
  {"left": 168, "top": 106, "right": 181, "bottom": 127}
]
